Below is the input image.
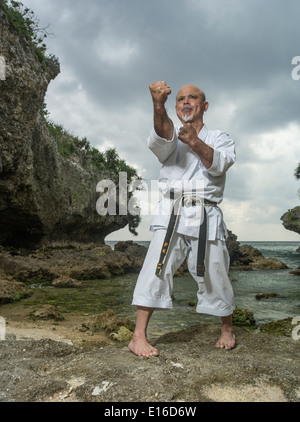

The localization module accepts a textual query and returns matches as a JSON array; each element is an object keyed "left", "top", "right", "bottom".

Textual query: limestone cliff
[{"left": 0, "top": 6, "right": 139, "bottom": 247}]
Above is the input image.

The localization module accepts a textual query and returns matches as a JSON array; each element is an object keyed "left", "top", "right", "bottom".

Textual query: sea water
[
  {"left": 104, "top": 241, "right": 300, "bottom": 335},
  {"left": 231, "top": 241, "right": 300, "bottom": 325}
]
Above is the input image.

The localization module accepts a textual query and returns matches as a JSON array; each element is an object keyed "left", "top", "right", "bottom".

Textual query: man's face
[{"left": 175, "top": 85, "right": 208, "bottom": 124}]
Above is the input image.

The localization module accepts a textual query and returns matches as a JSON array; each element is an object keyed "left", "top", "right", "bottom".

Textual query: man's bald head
[
  {"left": 176, "top": 85, "right": 206, "bottom": 103},
  {"left": 175, "top": 85, "right": 209, "bottom": 125}
]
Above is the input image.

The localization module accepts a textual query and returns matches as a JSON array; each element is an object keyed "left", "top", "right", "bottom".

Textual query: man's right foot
[{"left": 128, "top": 337, "right": 159, "bottom": 357}]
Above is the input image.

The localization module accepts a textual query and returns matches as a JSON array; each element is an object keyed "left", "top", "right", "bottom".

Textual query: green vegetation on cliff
[
  {"left": 45, "top": 119, "right": 138, "bottom": 179},
  {"left": 45, "top": 119, "right": 142, "bottom": 236},
  {"left": 0, "top": 0, "right": 58, "bottom": 67}
]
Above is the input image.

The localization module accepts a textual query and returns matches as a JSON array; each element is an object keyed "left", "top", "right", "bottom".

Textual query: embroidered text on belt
[{"left": 155, "top": 194, "right": 217, "bottom": 277}]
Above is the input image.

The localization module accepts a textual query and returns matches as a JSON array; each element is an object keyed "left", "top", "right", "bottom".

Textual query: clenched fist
[
  {"left": 178, "top": 123, "right": 198, "bottom": 146},
  {"left": 149, "top": 81, "right": 172, "bottom": 106}
]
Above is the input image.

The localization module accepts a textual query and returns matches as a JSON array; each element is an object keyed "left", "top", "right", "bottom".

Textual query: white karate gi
[{"left": 132, "top": 124, "right": 236, "bottom": 317}]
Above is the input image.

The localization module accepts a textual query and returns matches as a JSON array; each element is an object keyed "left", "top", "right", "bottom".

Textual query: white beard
[
  {"left": 181, "top": 112, "right": 194, "bottom": 123},
  {"left": 180, "top": 107, "right": 194, "bottom": 123}
]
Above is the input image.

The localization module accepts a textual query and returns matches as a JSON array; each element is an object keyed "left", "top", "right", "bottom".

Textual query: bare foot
[
  {"left": 128, "top": 336, "right": 159, "bottom": 357},
  {"left": 215, "top": 329, "right": 236, "bottom": 350}
]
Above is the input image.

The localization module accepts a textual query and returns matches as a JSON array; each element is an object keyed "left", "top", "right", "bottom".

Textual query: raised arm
[{"left": 149, "top": 81, "right": 174, "bottom": 140}]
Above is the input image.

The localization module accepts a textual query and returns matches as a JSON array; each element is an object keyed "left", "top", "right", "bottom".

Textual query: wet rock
[
  {"left": 0, "top": 250, "right": 55, "bottom": 283},
  {"left": 228, "top": 239, "right": 288, "bottom": 271},
  {"left": 81, "top": 310, "right": 135, "bottom": 335},
  {"left": 0, "top": 279, "right": 31, "bottom": 304},
  {"left": 239, "top": 244, "right": 263, "bottom": 261},
  {"left": 114, "top": 241, "right": 147, "bottom": 273},
  {"left": 250, "top": 258, "right": 288, "bottom": 270},
  {"left": 110, "top": 326, "right": 133, "bottom": 342},
  {"left": 0, "top": 243, "right": 135, "bottom": 284},
  {"left": 30, "top": 305, "right": 64, "bottom": 322},
  {"left": 52, "top": 276, "right": 83, "bottom": 288},
  {"left": 228, "top": 240, "right": 263, "bottom": 268},
  {"left": 256, "top": 292, "right": 278, "bottom": 300},
  {"left": 289, "top": 268, "right": 300, "bottom": 276},
  {"left": 259, "top": 318, "right": 294, "bottom": 337},
  {"left": 232, "top": 307, "right": 256, "bottom": 327},
  {"left": 230, "top": 265, "right": 253, "bottom": 271}
]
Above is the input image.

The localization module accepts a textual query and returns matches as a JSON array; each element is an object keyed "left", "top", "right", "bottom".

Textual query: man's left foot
[{"left": 215, "top": 330, "right": 236, "bottom": 350}]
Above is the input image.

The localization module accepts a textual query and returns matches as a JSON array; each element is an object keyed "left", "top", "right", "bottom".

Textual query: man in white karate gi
[{"left": 128, "top": 81, "right": 236, "bottom": 357}]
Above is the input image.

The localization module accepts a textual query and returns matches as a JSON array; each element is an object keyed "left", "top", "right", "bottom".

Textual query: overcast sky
[{"left": 23, "top": 0, "right": 300, "bottom": 241}]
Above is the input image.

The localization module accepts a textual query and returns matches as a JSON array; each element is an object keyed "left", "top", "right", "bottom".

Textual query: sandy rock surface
[{"left": 0, "top": 316, "right": 299, "bottom": 403}]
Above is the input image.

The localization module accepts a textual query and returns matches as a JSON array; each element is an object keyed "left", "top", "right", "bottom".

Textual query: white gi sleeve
[
  {"left": 206, "top": 132, "right": 236, "bottom": 176},
  {"left": 147, "top": 127, "right": 177, "bottom": 163}
]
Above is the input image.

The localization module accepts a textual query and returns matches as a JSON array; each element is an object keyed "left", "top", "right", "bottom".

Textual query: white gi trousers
[{"left": 132, "top": 229, "right": 235, "bottom": 317}]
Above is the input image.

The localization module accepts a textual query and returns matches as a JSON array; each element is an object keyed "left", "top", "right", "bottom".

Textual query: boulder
[
  {"left": 232, "top": 307, "right": 256, "bottom": 327},
  {"left": 30, "top": 304, "right": 64, "bottom": 321},
  {"left": 255, "top": 292, "right": 278, "bottom": 300},
  {"left": 114, "top": 240, "right": 188, "bottom": 275},
  {"left": 225, "top": 230, "right": 242, "bottom": 265},
  {"left": 259, "top": 318, "right": 294, "bottom": 337},
  {"left": 289, "top": 268, "right": 300, "bottom": 276},
  {"left": 239, "top": 244, "right": 263, "bottom": 261},
  {"left": 80, "top": 310, "right": 135, "bottom": 335},
  {"left": 114, "top": 241, "right": 147, "bottom": 273},
  {"left": 0, "top": 278, "right": 31, "bottom": 304},
  {"left": 281, "top": 206, "right": 300, "bottom": 235},
  {"left": 52, "top": 276, "right": 83, "bottom": 288},
  {"left": 110, "top": 326, "right": 133, "bottom": 342},
  {"left": 227, "top": 235, "right": 264, "bottom": 267},
  {"left": 250, "top": 258, "right": 288, "bottom": 270}
]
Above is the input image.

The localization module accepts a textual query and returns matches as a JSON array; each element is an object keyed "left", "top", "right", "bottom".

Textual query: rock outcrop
[
  {"left": 249, "top": 257, "right": 288, "bottom": 270},
  {"left": 0, "top": 7, "right": 138, "bottom": 248},
  {"left": 0, "top": 238, "right": 290, "bottom": 306},
  {"left": 281, "top": 206, "right": 300, "bottom": 236},
  {"left": 0, "top": 277, "right": 31, "bottom": 304},
  {"left": 226, "top": 232, "right": 288, "bottom": 270}
]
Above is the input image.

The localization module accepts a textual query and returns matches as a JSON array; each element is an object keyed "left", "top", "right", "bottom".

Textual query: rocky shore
[
  {"left": 0, "top": 238, "right": 295, "bottom": 305},
  {"left": 0, "top": 242, "right": 147, "bottom": 304},
  {"left": 0, "top": 240, "right": 299, "bottom": 403},
  {"left": 1, "top": 312, "right": 299, "bottom": 402}
]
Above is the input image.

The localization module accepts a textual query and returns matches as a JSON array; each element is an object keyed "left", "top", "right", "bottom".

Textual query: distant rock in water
[
  {"left": 289, "top": 268, "right": 300, "bottom": 276},
  {"left": 281, "top": 206, "right": 300, "bottom": 236},
  {"left": 250, "top": 258, "right": 288, "bottom": 270},
  {"left": 226, "top": 231, "right": 288, "bottom": 270}
]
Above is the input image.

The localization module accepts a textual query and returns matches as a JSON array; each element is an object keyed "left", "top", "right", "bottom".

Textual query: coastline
[{"left": 1, "top": 240, "right": 299, "bottom": 402}]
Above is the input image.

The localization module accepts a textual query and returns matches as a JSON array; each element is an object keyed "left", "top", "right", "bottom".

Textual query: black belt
[{"left": 155, "top": 194, "right": 217, "bottom": 277}]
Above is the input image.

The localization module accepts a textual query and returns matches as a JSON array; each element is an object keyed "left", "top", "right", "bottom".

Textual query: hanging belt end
[
  {"left": 155, "top": 263, "right": 163, "bottom": 276},
  {"left": 197, "top": 265, "right": 205, "bottom": 277}
]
